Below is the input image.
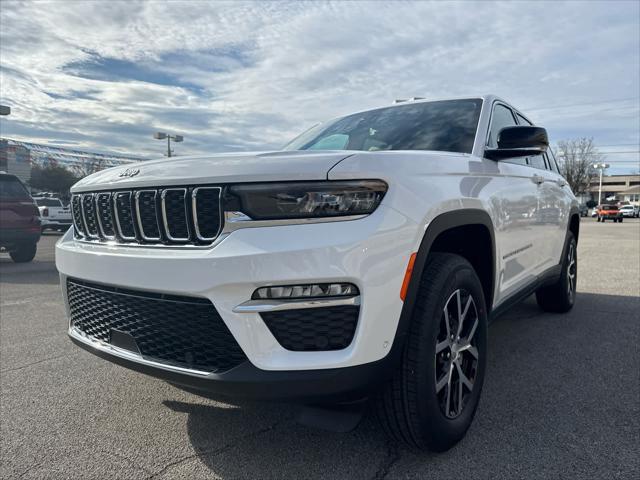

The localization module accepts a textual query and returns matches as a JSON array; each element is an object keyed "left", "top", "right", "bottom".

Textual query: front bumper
[
  {"left": 68, "top": 329, "right": 394, "bottom": 402},
  {"left": 56, "top": 205, "right": 417, "bottom": 384}
]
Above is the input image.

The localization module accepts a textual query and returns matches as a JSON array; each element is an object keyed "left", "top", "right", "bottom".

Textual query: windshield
[
  {"left": 602, "top": 205, "right": 618, "bottom": 210},
  {"left": 35, "top": 198, "right": 63, "bottom": 207},
  {"left": 283, "top": 99, "right": 483, "bottom": 154},
  {"left": 0, "top": 176, "right": 30, "bottom": 199}
]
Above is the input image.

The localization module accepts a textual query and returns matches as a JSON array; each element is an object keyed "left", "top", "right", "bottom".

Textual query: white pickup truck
[{"left": 33, "top": 197, "right": 72, "bottom": 232}]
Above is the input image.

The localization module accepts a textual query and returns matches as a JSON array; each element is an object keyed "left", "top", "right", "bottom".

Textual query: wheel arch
[{"left": 385, "top": 209, "right": 496, "bottom": 370}]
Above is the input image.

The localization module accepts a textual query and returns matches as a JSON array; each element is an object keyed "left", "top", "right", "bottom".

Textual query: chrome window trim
[
  {"left": 94, "top": 192, "right": 115, "bottom": 240},
  {"left": 71, "top": 195, "right": 85, "bottom": 237},
  {"left": 161, "top": 188, "right": 190, "bottom": 242},
  {"left": 80, "top": 193, "right": 99, "bottom": 239},
  {"left": 191, "top": 186, "right": 223, "bottom": 242},
  {"left": 233, "top": 295, "right": 360, "bottom": 313},
  {"left": 113, "top": 191, "right": 137, "bottom": 241},
  {"left": 134, "top": 190, "right": 161, "bottom": 241}
]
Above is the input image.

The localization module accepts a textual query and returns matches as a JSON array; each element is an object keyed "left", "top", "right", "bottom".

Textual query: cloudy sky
[{"left": 0, "top": 1, "right": 638, "bottom": 172}]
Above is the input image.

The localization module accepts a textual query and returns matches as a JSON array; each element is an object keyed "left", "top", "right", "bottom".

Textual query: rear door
[{"left": 0, "top": 175, "right": 39, "bottom": 230}]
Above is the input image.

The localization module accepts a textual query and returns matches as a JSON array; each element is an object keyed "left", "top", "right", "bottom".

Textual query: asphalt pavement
[{"left": 1, "top": 220, "right": 639, "bottom": 479}]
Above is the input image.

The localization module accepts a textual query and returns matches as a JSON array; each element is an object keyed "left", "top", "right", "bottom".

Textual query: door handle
[
  {"left": 531, "top": 174, "right": 545, "bottom": 185},
  {"left": 556, "top": 179, "right": 568, "bottom": 187}
]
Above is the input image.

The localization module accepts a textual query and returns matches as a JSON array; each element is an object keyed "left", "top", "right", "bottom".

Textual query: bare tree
[
  {"left": 556, "top": 137, "right": 603, "bottom": 194},
  {"left": 71, "top": 157, "right": 109, "bottom": 178}
]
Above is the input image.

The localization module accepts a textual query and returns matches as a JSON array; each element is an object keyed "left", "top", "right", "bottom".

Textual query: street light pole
[
  {"left": 153, "top": 132, "right": 184, "bottom": 157},
  {"left": 592, "top": 162, "right": 610, "bottom": 205}
]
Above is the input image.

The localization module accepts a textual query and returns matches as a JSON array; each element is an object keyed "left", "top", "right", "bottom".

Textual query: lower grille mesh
[
  {"left": 261, "top": 306, "right": 359, "bottom": 351},
  {"left": 67, "top": 279, "right": 247, "bottom": 373}
]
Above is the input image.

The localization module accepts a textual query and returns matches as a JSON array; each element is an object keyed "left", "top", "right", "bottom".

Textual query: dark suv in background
[{"left": 0, "top": 172, "right": 41, "bottom": 262}]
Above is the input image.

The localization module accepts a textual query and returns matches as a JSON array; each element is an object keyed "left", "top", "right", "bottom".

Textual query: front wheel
[
  {"left": 9, "top": 243, "right": 37, "bottom": 263},
  {"left": 619, "top": 217, "right": 623, "bottom": 223},
  {"left": 376, "top": 253, "right": 487, "bottom": 451},
  {"left": 536, "top": 233, "right": 577, "bottom": 313}
]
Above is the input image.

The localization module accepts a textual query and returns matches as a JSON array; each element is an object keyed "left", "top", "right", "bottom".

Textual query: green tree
[{"left": 29, "top": 164, "right": 79, "bottom": 197}]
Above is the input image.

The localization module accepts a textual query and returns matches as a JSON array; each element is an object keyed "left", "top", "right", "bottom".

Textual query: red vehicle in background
[
  {"left": 596, "top": 204, "right": 624, "bottom": 223},
  {"left": 0, "top": 172, "right": 41, "bottom": 262}
]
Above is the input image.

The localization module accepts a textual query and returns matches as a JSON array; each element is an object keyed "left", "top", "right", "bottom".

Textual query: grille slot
[
  {"left": 81, "top": 194, "right": 99, "bottom": 238},
  {"left": 71, "top": 187, "right": 222, "bottom": 246},
  {"left": 135, "top": 190, "right": 161, "bottom": 241},
  {"left": 192, "top": 187, "right": 222, "bottom": 241},
  {"left": 95, "top": 192, "right": 115, "bottom": 239},
  {"left": 113, "top": 192, "right": 136, "bottom": 241},
  {"left": 261, "top": 305, "right": 360, "bottom": 351},
  {"left": 71, "top": 195, "right": 85, "bottom": 236},
  {"left": 67, "top": 279, "right": 247, "bottom": 373},
  {"left": 161, "top": 188, "right": 190, "bottom": 241}
]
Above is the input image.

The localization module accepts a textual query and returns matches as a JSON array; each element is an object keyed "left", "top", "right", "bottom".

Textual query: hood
[{"left": 71, "top": 150, "right": 354, "bottom": 193}]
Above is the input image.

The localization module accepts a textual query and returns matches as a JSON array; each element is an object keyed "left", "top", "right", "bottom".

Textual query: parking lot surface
[{"left": 1, "top": 221, "right": 639, "bottom": 479}]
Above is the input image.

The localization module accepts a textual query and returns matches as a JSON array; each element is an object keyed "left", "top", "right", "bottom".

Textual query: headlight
[{"left": 224, "top": 180, "right": 387, "bottom": 220}]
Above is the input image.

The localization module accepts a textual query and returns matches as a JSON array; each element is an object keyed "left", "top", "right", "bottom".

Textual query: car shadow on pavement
[
  {"left": 162, "top": 398, "right": 393, "bottom": 479},
  {"left": 159, "top": 292, "right": 639, "bottom": 479}
]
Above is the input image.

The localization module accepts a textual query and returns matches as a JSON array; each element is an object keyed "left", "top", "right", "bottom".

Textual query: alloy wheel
[
  {"left": 567, "top": 243, "right": 577, "bottom": 301},
  {"left": 434, "top": 289, "right": 479, "bottom": 419}
]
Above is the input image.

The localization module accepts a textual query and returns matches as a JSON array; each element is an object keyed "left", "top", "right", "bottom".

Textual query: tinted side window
[
  {"left": 488, "top": 104, "right": 517, "bottom": 148},
  {"left": 0, "top": 176, "right": 30, "bottom": 199}
]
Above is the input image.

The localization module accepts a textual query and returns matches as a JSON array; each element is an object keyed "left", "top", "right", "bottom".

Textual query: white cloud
[{"left": 0, "top": 0, "right": 638, "bottom": 171}]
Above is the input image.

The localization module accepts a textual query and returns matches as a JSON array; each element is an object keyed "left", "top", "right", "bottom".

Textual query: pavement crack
[
  {"left": 372, "top": 441, "right": 400, "bottom": 480},
  {"left": 146, "top": 420, "right": 283, "bottom": 479},
  {"left": 16, "top": 462, "right": 42, "bottom": 478},
  {"left": 0, "top": 353, "right": 80, "bottom": 374}
]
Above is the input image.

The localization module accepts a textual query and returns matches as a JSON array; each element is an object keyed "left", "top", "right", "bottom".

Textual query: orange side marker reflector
[{"left": 400, "top": 252, "right": 417, "bottom": 301}]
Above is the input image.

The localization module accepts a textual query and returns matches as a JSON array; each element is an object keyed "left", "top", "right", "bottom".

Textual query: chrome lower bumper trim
[{"left": 233, "top": 295, "right": 360, "bottom": 313}]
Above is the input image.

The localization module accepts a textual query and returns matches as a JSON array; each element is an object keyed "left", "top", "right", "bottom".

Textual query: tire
[
  {"left": 535, "top": 233, "right": 576, "bottom": 313},
  {"left": 619, "top": 217, "right": 623, "bottom": 223},
  {"left": 9, "top": 243, "right": 37, "bottom": 263},
  {"left": 376, "top": 253, "right": 487, "bottom": 452},
  {"left": 597, "top": 216, "right": 601, "bottom": 222}
]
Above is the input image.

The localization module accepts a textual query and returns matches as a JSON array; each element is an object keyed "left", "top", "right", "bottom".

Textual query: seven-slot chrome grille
[{"left": 71, "top": 187, "right": 222, "bottom": 246}]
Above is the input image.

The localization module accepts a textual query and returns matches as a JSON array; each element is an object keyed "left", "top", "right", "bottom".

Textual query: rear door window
[
  {"left": 35, "top": 198, "right": 63, "bottom": 207},
  {"left": 0, "top": 176, "right": 30, "bottom": 199}
]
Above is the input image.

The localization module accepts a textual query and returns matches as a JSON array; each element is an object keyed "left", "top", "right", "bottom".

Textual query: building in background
[
  {"left": 587, "top": 174, "right": 640, "bottom": 206},
  {"left": 0, "top": 139, "right": 31, "bottom": 184},
  {"left": 0, "top": 138, "right": 142, "bottom": 189}
]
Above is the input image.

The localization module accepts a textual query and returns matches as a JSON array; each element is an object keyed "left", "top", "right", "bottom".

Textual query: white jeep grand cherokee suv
[{"left": 56, "top": 95, "right": 579, "bottom": 451}]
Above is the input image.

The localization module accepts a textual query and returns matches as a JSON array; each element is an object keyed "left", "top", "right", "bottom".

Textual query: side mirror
[{"left": 485, "top": 126, "right": 549, "bottom": 160}]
